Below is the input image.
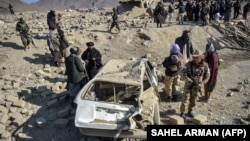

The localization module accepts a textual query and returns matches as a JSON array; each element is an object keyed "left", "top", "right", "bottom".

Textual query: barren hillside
[
  {"left": 0, "top": 0, "right": 44, "bottom": 13},
  {"left": 0, "top": 3, "right": 250, "bottom": 141},
  {"left": 32, "top": 0, "right": 119, "bottom": 10}
]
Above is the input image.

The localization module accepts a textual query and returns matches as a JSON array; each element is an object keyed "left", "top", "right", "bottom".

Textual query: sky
[{"left": 21, "top": 0, "right": 39, "bottom": 4}]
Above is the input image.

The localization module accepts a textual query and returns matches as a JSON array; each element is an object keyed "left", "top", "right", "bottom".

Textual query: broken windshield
[{"left": 82, "top": 81, "right": 141, "bottom": 106}]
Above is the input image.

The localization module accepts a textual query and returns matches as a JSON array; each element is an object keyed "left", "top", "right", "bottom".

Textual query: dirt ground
[{"left": 0, "top": 6, "right": 250, "bottom": 141}]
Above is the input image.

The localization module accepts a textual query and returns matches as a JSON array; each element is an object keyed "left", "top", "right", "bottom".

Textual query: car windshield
[{"left": 82, "top": 81, "right": 141, "bottom": 106}]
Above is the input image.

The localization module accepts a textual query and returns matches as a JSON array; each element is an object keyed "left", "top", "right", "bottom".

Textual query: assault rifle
[
  {"left": 189, "top": 77, "right": 203, "bottom": 96},
  {"left": 29, "top": 34, "right": 38, "bottom": 48}
]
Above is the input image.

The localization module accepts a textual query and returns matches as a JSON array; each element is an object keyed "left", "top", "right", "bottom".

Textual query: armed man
[
  {"left": 180, "top": 49, "right": 210, "bottom": 118},
  {"left": 109, "top": 7, "right": 120, "bottom": 33},
  {"left": 16, "top": 17, "right": 32, "bottom": 51},
  {"left": 8, "top": 3, "right": 15, "bottom": 15}
]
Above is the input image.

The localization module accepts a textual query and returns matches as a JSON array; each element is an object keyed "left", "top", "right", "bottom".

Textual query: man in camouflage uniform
[
  {"left": 109, "top": 7, "right": 120, "bottom": 33},
  {"left": 16, "top": 17, "right": 31, "bottom": 51},
  {"left": 201, "top": 2, "right": 210, "bottom": 26},
  {"left": 180, "top": 49, "right": 210, "bottom": 118}
]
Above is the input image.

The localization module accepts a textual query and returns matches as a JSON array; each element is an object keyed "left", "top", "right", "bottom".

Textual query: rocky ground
[{"left": 0, "top": 5, "right": 250, "bottom": 141}]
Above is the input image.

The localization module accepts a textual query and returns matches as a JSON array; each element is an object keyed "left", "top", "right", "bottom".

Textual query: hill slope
[
  {"left": 0, "top": 0, "right": 44, "bottom": 13},
  {"left": 32, "top": 0, "right": 119, "bottom": 10}
]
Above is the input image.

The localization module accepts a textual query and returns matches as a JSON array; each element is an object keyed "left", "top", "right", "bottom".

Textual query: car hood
[{"left": 75, "top": 100, "right": 136, "bottom": 130}]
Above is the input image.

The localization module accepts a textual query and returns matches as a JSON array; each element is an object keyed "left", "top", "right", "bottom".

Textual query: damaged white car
[{"left": 74, "top": 58, "right": 161, "bottom": 140}]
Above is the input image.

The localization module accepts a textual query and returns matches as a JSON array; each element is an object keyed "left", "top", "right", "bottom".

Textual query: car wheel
[{"left": 153, "top": 103, "right": 161, "bottom": 125}]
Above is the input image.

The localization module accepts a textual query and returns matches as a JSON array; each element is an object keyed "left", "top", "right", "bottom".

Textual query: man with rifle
[
  {"left": 180, "top": 49, "right": 210, "bottom": 118},
  {"left": 16, "top": 17, "right": 32, "bottom": 51}
]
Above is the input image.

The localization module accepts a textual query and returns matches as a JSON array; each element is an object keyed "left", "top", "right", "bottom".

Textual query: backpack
[{"left": 163, "top": 55, "right": 181, "bottom": 72}]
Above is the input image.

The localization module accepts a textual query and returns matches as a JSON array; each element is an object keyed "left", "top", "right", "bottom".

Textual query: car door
[{"left": 145, "top": 60, "right": 158, "bottom": 89}]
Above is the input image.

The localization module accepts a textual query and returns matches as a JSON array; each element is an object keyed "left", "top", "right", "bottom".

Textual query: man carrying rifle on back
[{"left": 180, "top": 49, "right": 210, "bottom": 118}]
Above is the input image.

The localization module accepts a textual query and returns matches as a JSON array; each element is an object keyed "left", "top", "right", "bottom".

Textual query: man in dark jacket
[
  {"left": 154, "top": 2, "right": 165, "bottom": 28},
  {"left": 81, "top": 42, "right": 103, "bottom": 80},
  {"left": 178, "top": 1, "right": 186, "bottom": 25},
  {"left": 243, "top": 2, "right": 250, "bottom": 20},
  {"left": 47, "top": 9, "right": 56, "bottom": 31},
  {"left": 162, "top": 44, "right": 184, "bottom": 102},
  {"left": 175, "top": 30, "right": 194, "bottom": 63},
  {"left": 65, "top": 46, "right": 87, "bottom": 108},
  {"left": 233, "top": 0, "right": 241, "bottom": 19}
]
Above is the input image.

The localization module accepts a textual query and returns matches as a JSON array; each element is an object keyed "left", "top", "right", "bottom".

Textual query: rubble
[
  {"left": 211, "top": 21, "right": 250, "bottom": 51},
  {"left": 0, "top": 3, "right": 249, "bottom": 140}
]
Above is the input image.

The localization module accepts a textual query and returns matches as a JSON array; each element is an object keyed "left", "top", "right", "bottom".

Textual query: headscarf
[
  {"left": 206, "top": 42, "right": 215, "bottom": 53},
  {"left": 170, "top": 44, "right": 182, "bottom": 56}
]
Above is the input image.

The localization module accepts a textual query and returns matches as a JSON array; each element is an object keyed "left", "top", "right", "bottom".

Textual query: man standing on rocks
[
  {"left": 168, "top": 1, "right": 175, "bottom": 25},
  {"left": 175, "top": 30, "right": 194, "bottom": 64},
  {"left": 47, "top": 9, "right": 57, "bottom": 31},
  {"left": 8, "top": 3, "right": 15, "bottom": 15},
  {"left": 203, "top": 42, "right": 220, "bottom": 102},
  {"left": 16, "top": 17, "right": 31, "bottom": 51},
  {"left": 243, "top": 2, "right": 250, "bottom": 20},
  {"left": 162, "top": 44, "right": 184, "bottom": 102},
  {"left": 81, "top": 42, "right": 103, "bottom": 80},
  {"left": 109, "top": 7, "right": 120, "bottom": 33},
  {"left": 153, "top": 2, "right": 165, "bottom": 28},
  {"left": 180, "top": 49, "right": 210, "bottom": 118},
  {"left": 58, "top": 28, "right": 70, "bottom": 59},
  {"left": 47, "top": 30, "right": 63, "bottom": 67},
  {"left": 65, "top": 47, "right": 87, "bottom": 108}
]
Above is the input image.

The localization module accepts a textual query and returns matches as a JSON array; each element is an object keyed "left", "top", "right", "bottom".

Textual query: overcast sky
[{"left": 21, "top": 0, "right": 39, "bottom": 4}]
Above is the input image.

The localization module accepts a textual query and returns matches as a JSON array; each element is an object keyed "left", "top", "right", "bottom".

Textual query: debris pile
[{"left": 211, "top": 20, "right": 250, "bottom": 51}]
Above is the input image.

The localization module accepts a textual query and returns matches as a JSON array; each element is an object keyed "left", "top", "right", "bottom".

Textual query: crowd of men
[
  {"left": 15, "top": 9, "right": 104, "bottom": 109},
  {"left": 12, "top": 0, "right": 247, "bottom": 118},
  {"left": 162, "top": 30, "right": 220, "bottom": 118},
  {"left": 153, "top": 0, "right": 250, "bottom": 27}
]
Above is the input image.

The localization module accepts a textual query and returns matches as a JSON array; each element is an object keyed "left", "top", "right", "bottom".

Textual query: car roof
[{"left": 93, "top": 58, "right": 148, "bottom": 85}]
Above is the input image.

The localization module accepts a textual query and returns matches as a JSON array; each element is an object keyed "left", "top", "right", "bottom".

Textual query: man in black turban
[{"left": 81, "top": 42, "right": 103, "bottom": 80}]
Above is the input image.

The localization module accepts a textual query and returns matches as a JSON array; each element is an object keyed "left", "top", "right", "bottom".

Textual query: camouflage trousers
[
  {"left": 20, "top": 33, "right": 31, "bottom": 47},
  {"left": 180, "top": 84, "right": 201, "bottom": 113},
  {"left": 164, "top": 75, "right": 179, "bottom": 97}
]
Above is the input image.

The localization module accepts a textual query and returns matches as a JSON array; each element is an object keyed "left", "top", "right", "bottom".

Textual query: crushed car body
[{"left": 74, "top": 58, "right": 161, "bottom": 139}]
